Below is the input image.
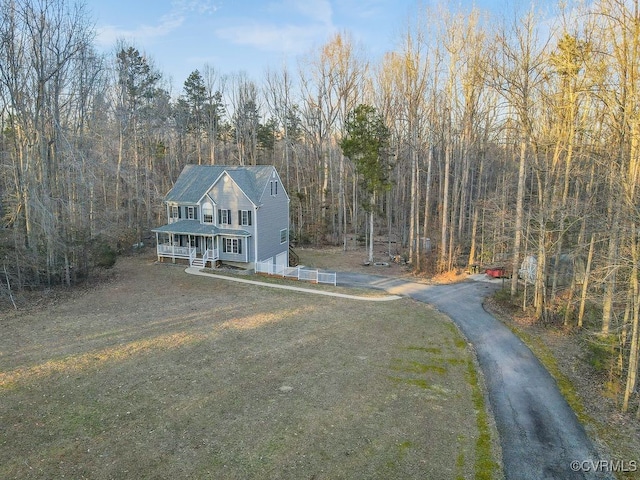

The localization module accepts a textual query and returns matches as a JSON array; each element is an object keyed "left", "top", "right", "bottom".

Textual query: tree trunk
[
  {"left": 578, "top": 233, "right": 596, "bottom": 329},
  {"left": 511, "top": 139, "right": 527, "bottom": 295},
  {"left": 439, "top": 141, "right": 451, "bottom": 272},
  {"left": 423, "top": 144, "right": 433, "bottom": 260},
  {"left": 623, "top": 227, "right": 639, "bottom": 412},
  {"left": 368, "top": 191, "right": 376, "bottom": 263}
]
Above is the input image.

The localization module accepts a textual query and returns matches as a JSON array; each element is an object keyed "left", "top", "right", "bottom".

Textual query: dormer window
[{"left": 202, "top": 203, "right": 214, "bottom": 224}]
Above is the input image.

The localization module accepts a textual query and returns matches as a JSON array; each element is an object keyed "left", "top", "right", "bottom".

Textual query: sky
[{"left": 86, "top": 0, "right": 552, "bottom": 92}]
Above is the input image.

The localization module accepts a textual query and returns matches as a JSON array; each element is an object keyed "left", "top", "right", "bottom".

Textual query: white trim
[
  {"left": 218, "top": 208, "right": 232, "bottom": 225},
  {"left": 239, "top": 209, "right": 252, "bottom": 226},
  {"left": 254, "top": 205, "right": 259, "bottom": 266},
  {"left": 202, "top": 202, "right": 214, "bottom": 224}
]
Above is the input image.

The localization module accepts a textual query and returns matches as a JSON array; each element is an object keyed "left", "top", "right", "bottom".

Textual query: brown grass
[
  {"left": 293, "top": 245, "right": 411, "bottom": 276},
  {"left": 0, "top": 254, "right": 502, "bottom": 479}
]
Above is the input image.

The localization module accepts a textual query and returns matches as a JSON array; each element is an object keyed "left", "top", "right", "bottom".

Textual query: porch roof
[{"left": 152, "top": 219, "right": 251, "bottom": 237}]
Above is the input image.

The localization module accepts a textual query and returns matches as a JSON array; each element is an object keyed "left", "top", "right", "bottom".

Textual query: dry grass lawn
[{"left": 1, "top": 254, "right": 501, "bottom": 479}]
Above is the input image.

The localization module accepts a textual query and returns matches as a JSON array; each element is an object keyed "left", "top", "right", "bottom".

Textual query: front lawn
[{"left": 0, "top": 256, "right": 501, "bottom": 479}]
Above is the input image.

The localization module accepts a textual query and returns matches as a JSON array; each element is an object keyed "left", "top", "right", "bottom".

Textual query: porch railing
[
  {"left": 202, "top": 248, "right": 219, "bottom": 263},
  {"left": 157, "top": 244, "right": 196, "bottom": 259}
]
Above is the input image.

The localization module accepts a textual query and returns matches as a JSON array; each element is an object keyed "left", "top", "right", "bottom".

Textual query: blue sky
[{"left": 86, "top": 0, "right": 550, "bottom": 90}]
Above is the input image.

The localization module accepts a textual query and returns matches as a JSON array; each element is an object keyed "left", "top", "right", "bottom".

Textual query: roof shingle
[{"left": 164, "top": 165, "right": 275, "bottom": 204}]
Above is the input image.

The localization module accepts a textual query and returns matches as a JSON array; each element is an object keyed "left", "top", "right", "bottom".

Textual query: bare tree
[
  {"left": 0, "top": 0, "right": 94, "bottom": 285},
  {"left": 493, "top": 8, "right": 548, "bottom": 303},
  {"left": 227, "top": 73, "right": 261, "bottom": 165},
  {"left": 376, "top": 18, "right": 430, "bottom": 268},
  {"left": 202, "top": 64, "right": 226, "bottom": 165},
  {"left": 298, "top": 32, "right": 366, "bottom": 243}
]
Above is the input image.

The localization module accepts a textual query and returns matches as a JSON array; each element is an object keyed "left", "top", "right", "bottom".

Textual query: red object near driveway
[{"left": 486, "top": 267, "right": 507, "bottom": 278}]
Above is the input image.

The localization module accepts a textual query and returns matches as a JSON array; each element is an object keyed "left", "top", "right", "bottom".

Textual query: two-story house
[{"left": 152, "top": 164, "right": 290, "bottom": 270}]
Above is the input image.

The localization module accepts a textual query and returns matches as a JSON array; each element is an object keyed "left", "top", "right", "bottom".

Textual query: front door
[{"left": 190, "top": 236, "right": 201, "bottom": 254}]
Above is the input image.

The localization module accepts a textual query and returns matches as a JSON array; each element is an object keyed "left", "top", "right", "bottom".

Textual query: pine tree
[{"left": 340, "top": 104, "right": 392, "bottom": 263}]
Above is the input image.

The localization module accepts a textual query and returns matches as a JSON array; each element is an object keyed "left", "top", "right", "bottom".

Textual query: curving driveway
[{"left": 336, "top": 271, "right": 613, "bottom": 480}]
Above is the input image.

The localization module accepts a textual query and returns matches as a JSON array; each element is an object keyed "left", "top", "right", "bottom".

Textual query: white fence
[
  {"left": 317, "top": 272, "right": 337, "bottom": 285},
  {"left": 255, "top": 261, "right": 337, "bottom": 286},
  {"left": 298, "top": 269, "right": 317, "bottom": 282},
  {"left": 255, "top": 261, "right": 282, "bottom": 275}
]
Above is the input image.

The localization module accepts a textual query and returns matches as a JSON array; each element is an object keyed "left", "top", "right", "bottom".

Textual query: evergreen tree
[{"left": 340, "top": 104, "right": 392, "bottom": 262}]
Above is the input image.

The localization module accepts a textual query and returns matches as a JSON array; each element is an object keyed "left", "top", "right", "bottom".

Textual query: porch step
[{"left": 191, "top": 258, "right": 205, "bottom": 268}]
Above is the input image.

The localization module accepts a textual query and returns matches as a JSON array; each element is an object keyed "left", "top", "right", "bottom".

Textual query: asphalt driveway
[{"left": 336, "top": 272, "right": 613, "bottom": 480}]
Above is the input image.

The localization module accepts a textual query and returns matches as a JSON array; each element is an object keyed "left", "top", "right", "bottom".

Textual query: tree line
[{"left": 0, "top": 0, "right": 639, "bottom": 415}]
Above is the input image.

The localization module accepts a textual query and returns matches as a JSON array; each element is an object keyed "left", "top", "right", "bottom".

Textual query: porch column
[{"left": 155, "top": 232, "right": 160, "bottom": 262}]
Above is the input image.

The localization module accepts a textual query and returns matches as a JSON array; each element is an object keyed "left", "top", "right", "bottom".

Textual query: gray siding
[
  {"left": 207, "top": 172, "right": 256, "bottom": 262},
  {"left": 256, "top": 171, "right": 289, "bottom": 262}
]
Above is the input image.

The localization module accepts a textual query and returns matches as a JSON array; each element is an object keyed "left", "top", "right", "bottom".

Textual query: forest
[{"left": 0, "top": 0, "right": 639, "bottom": 416}]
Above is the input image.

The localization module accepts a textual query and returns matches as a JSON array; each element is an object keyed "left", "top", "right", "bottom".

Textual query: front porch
[
  {"left": 156, "top": 243, "right": 219, "bottom": 268},
  {"left": 152, "top": 220, "right": 251, "bottom": 268}
]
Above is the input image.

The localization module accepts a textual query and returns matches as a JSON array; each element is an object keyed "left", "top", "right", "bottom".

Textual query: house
[{"left": 152, "top": 164, "right": 290, "bottom": 270}]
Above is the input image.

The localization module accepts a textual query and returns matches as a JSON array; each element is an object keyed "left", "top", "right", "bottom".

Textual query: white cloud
[
  {"left": 285, "top": 0, "right": 333, "bottom": 25},
  {"left": 96, "top": 16, "right": 183, "bottom": 46},
  {"left": 171, "top": 0, "right": 219, "bottom": 15},
  {"left": 263, "top": 0, "right": 333, "bottom": 25},
  {"left": 95, "top": 0, "right": 218, "bottom": 47},
  {"left": 214, "top": 0, "right": 335, "bottom": 55},
  {"left": 216, "top": 21, "right": 334, "bottom": 54}
]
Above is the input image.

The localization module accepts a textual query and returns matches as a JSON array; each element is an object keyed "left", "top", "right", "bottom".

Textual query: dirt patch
[
  {"left": 0, "top": 254, "right": 501, "bottom": 479},
  {"left": 293, "top": 245, "right": 469, "bottom": 285},
  {"left": 294, "top": 245, "right": 414, "bottom": 277}
]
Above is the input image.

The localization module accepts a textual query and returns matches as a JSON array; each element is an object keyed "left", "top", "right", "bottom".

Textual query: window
[
  {"left": 270, "top": 180, "right": 278, "bottom": 196},
  {"left": 170, "top": 205, "right": 180, "bottom": 219},
  {"left": 223, "top": 238, "right": 242, "bottom": 254},
  {"left": 238, "top": 210, "right": 252, "bottom": 226},
  {"left": 187, "top": 206, "right": 197, "bottom": 220},
  {"left": 218, "top": 209, "right": 231, "bottom": 225},
  {"left": 280, "top": 228, "right": 288, "bottom": 244},
  {"left": 203, "top": 204, "right": 214, "bottom": 223}
]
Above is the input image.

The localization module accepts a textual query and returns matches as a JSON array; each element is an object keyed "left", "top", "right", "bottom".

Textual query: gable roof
[{"left": 165, "top": 165, "right": 276, "bottom": 204}]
